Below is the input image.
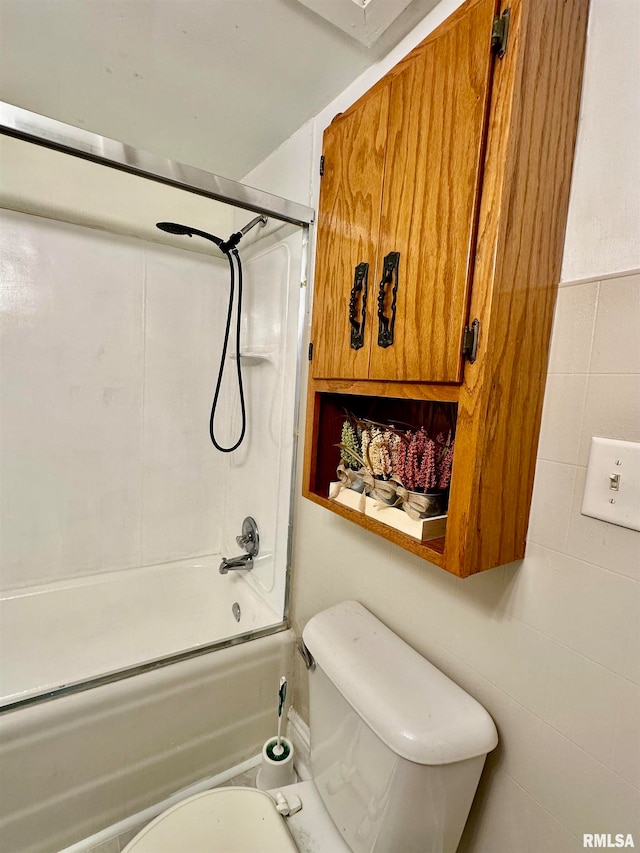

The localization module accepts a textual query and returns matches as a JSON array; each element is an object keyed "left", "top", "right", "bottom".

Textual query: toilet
[{"left": 123, "top": 601, "right": 498, "bottom": 853}]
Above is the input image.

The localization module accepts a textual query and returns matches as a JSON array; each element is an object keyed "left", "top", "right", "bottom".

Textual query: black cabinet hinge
[
  {"left": 308, "top": 342, "right": 314, "bottom": 361},
  {"left": 491, "top": 8, "right": 510, "bottom": 59},
  {"left": 319, "top": 155, "right": 325, "bottom": 177},
  {"left": 462, "top": 319, "right": 480, "bottom": 363}
]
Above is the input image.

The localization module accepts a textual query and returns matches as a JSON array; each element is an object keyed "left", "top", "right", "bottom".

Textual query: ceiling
[{"left": 0, "top": 0, "right": 437, "bottom": 182}]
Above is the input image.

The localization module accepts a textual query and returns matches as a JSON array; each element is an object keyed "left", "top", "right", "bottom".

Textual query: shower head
[
  {"left": 156, "top": 221, "right": 194, "bottom": 236},
  {"left": 156, "top": 222, "right": 223, "bottom": 247},
  {"left": 156, "top": 214, "right": 268, "bottom": 253}
]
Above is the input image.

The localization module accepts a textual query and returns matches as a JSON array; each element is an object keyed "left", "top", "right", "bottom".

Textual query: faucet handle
[{"left": 235, "top": 517, "right": 259, "bottom": 557}]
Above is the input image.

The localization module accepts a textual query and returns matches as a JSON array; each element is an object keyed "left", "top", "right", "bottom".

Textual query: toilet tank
[{"left": 302, "top": 601, "right": 498, "bottom": 853}]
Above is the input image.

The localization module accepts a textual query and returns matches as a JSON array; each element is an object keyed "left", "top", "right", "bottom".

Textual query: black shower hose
[{"left": 209, "top": 246, "right": 246, "bottom": 452}]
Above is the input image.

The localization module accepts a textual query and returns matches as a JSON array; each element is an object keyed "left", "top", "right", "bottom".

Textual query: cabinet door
[
  {"left": 369, "top": 0, "right": 497, "bottom": 383},
  {"left": 311, "top": 84, "right": 390, "bottom": 380}
]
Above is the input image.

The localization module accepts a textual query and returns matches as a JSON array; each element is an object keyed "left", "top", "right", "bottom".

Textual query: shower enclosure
[{"left": 0, "top": 103, "right": 313, "bottom": 711}]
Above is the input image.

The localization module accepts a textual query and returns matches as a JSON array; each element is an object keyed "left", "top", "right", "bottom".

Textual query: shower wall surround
[
  {"left": 0, "top": 200, "right": 302, "bottom": 703},
  {"left": 222, "top": 232, "right": 301, "bottom": 601},
  {"left": 0, "top": 208, "right": 227, "bottom": 588}
]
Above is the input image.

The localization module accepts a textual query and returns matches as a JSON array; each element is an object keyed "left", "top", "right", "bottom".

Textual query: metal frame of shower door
[
  {"left": 0, "top": 103, "right": 315, "bottom": 226},
  {"left": 283, "top": 222, "right": 310, "bottom": 628},
  {"left": 0, "top": 102, "right": 314, "bottom": 713}
]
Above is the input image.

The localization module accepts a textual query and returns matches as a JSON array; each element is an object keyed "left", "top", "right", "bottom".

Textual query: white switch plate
[{"left": 582, "top": 437, "right": 640, "bottom": 531}]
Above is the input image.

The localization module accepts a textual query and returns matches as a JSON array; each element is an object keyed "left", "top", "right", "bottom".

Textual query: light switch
[{"left": 581, "top": 437, "right": 640, "bottom": 531}]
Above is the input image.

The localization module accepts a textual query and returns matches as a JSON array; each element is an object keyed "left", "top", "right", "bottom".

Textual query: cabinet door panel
[
  {"left": 369, "top": 0, "right": 497, "bottom": 383},
  {"left": 311, "top": 85, "right": 389, "bottom": 380}
]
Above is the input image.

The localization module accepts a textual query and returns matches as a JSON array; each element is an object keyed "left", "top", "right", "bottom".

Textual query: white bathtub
[
  {"left": 0, "top": 624, "right": 295, "bottom": 853},
  {"left": 0, "top": 554, "right": 282, "bottom": 707}
]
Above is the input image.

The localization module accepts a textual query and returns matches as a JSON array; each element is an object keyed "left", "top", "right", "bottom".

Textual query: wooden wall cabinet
[
  {"left": 312, "top": 0, "right": 497, "bottom": 385},
  {"left": 303, "top": 0, "right": 590, "bottom": 577}
]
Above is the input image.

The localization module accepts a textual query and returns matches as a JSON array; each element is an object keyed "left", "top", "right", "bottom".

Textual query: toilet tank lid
[{"left": 303, "top": 601, "right": 498, "bottom": 766}]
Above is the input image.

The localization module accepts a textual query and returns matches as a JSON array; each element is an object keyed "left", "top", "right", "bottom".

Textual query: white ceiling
[{"left": 0, "top": 0, "right": 436, "bottom": 181}]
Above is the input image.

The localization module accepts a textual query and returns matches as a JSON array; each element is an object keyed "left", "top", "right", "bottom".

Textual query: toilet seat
[{"left": 122, "top": 787, "right": 298, "bottom": 853}]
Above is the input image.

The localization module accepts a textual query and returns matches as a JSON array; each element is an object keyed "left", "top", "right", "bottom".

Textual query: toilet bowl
[
  {"left": 124, "top": 601, "right": 497, "bottom": 853},
  {"left": 122, "top": 781, "right": 349, "bottom": 853},
  {"left": 122, "top": 787, "right": 297, "bottom": 852}
]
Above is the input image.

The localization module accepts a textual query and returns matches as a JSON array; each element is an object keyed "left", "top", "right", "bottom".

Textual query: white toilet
[{"left": 123, "top": 601, "right": 498, "bottom": 853}]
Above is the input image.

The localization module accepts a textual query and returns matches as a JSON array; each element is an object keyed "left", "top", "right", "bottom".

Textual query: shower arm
[
  {"left": 241, "top": 214, "right": 268, "bottom": 236},
  {"left": 219, "top": 214, "right": 268, "bottom": 252}
]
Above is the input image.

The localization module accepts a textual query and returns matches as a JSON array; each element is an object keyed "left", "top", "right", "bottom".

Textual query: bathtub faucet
[
  {"left": 219, "top": 553, "right": 254, "bottom": 573},
  {"left": 219, "top": 516, "right": 259, "bottom": 575}
]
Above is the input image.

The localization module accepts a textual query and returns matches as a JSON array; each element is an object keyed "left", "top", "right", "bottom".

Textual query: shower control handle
[
  {"left": 220, "top": 517, "right": 260, "bottom": 573},
  {"left": 235, "top": 516, "right": 259, "bottom": 557}
]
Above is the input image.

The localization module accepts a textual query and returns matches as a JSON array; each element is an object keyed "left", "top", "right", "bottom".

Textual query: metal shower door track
[{"left": 0, "top": 102, "right": 315, "bottom": 226}]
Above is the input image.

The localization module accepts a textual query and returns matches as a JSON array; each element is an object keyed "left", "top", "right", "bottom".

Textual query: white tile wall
[
  {"left": 537, "top": 374, "right": 588, "bottom": 465},
  {"left": 590, "top": 274, "right": 640, "bottom": 374},
  {"left": 544, "top": 643, "right": 623, "bottom": 764},
  {"left": 285, "top": 270, "right": 640, "bottom": 847},
  {"left": 527, "top": 459, "right": 577, "bottom": 552},
  {"left": 566, "top": 466, "right": 640, "bottom": 580},
  {"left": 547, "top": 281, "right": 598, "bottom": 374},
  {"left": 458, "top": 768, "right": 583, "bottom": 853},
  {"left": 579, "top": 374, "right": 640, "bottom": 466},
  {"left": 610, "top": 678, "right": 640, "bottom": 789}
]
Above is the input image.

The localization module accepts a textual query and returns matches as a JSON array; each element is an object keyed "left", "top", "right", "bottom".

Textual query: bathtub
[
  {"left": 0, "top": 554, "right": 283, "bottom": 707},
  {"left": 0, "top": 560, "right": 295, "bottom": 853}
]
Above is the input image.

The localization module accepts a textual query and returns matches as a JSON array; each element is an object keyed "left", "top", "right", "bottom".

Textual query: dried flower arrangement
[
  {"left": 394, "top": 429, "right": 455, "bottom": 493},
  {"left": 435, "top": 431, "right": 454, "bottom": 490},
  {"left": 362, "top": 427, "right": 401, "bottom": 479},
  {"left": 395, "top": 429, "right": 433, "bottom": 491},
  {"left": 339, "top": 420, "right": 362, "bottom": 471},
  {"left": 332, "top": 411, "right": 456, "bottom": 521}
]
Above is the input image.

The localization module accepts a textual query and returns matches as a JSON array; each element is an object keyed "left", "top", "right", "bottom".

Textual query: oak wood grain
[
  {"left": 311, "top": 378, "right": 460, "bottom": 402},
  {"left": 311, "top": 85, "right": 389, "bottom": 380},
  {"left": 301, "top": 489, "right": 447, "bottom": 568},
  {"left": 446, "top": 0, "right": 590, "bottom": 575},
  {"left": 303, "top": 0, "right": 590, "bottom": 577},
  {"left": 369, "top": 0, "right": 497, "bottom": 384}
]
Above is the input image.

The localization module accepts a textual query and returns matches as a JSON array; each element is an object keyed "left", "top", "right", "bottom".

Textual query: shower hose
[{"left": 210, "top": 245, "right": 246, "bottom": 453}]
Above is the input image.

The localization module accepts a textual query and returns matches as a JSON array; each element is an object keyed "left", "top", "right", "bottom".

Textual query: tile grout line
[
  {"left": 559, "top": 267, "right": 640, "bottom": 288},
  {"left": 527, "top": 513, "right": 640, "bottom": 582},
  {"left": 419, "top": 623, "right": 638, "bottom": 788},
  {"left": 499, "top": 768, "right": 583, "bottom": 843}
]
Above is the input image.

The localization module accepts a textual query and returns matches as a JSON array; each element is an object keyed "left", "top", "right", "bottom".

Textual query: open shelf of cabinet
[
  {"left": 302, "top": 384, "right": 457, "bottom": 571},
  {"left": 303, "top": 490, "right": 448, "bottom": 569},
  {"left": 304, "top": 389, "right": 456, "bottom": 568},
  {"left": 302, "top": 0, "right": 590, "bottom": 578}
]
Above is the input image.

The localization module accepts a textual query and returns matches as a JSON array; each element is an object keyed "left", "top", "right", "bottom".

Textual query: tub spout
[{"left": 219, "top": 553, "right": 254, "bottom": 574}]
